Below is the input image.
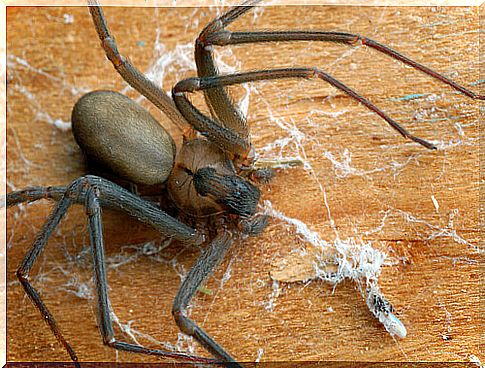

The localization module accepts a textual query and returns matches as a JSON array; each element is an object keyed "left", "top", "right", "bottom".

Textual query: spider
[{"left": 6, "top": 1, "right": 483, "bottom": 366}]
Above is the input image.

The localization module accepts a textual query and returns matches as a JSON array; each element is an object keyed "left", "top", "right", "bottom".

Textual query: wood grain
[{"left": 6, "top": 4, "right": 482, "bottom": 365}]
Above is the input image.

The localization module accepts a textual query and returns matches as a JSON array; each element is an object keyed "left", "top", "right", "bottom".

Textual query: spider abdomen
[{"left": 71, "top": 90, "right": 176, "bottom": 185}]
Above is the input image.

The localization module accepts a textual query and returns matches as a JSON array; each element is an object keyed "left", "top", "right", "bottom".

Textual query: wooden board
[{"left": 6, "top": 3, "right": 483, "bottom": 365}]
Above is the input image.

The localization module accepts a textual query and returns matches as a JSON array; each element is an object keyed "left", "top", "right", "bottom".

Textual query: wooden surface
[{"left": 6, "top": 4, "right": 483, "bottom": 365}]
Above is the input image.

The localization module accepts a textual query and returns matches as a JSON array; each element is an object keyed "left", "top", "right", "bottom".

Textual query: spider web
[{"left": 5, "top": 2, "right": 482, "bottom": 365}]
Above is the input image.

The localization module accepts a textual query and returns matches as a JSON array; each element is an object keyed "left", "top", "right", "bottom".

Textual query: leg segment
[
  {"left": 173, "top": 67, "right": 437, "bottom": 155},
  {"left": 172, "top": 232, "right": 242, "bottom": 367},
  {"left": 205, "top": 30, "right": 484, "bottom": 101},
  {"left": 8, "top": 176, "right": 202, "bottom": 245},
  {"left": 16, "top": 187, "right": 80, "bottom": 361},
  {"left": 83, "top": 182, "right": 217, "bottom": 364},
  {"left": 195, "top": 0, "right": 263, "bottom": 142},
  {"left": 87, "top": 1, "right": 187, "bottom": 131},
  {"left": 6, "top": 185, "right": 67, "bottom": 207},
  {"left": 12, "top": 175, "right": 216, "bottom": 363},
  {"left": 194, "top": 3, "right": 482, "bottom": 156}
]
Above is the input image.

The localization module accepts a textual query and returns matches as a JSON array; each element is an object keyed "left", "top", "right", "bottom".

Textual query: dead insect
[{"left": 6, "top": 1, "right": 482, "bottom": 366}]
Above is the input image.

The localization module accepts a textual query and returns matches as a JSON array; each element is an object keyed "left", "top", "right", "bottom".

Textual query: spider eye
[{"left": 193, "top": 167, "right": 260, "bottom": 218}]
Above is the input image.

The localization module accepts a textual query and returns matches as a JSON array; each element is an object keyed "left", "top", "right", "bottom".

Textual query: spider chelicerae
[{"left": 6, "top": 1, "right": 482, "bottom": 366}]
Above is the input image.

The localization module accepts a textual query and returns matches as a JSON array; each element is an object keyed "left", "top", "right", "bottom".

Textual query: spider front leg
[
  {"left": 10, "top": 175, "right": 219, "bottom": 364},
  {"left": 194, "top": 0, "right": 483, "bottom": 154},
  {"left": 195, "top": 0, "right": 262, "bottom": 141},
  {"left": 172, "top": 67, "right": 439, "bottom": 156},
  {"left": 200, "top": 29, "right": 484, "bottom": 101}
]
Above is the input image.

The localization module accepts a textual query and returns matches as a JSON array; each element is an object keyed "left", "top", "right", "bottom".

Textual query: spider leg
[
  {"left": 6, "top": 185, "right": 67, "bottom": 207},
  {"left": 8, "top": 176, "right": 202, "bottom": 244},
  {"left": 11, "top": 176, "right": 222, "bottom": 364},
  {"left": 205, "top": 30, "right": 484, "bottom": 101},
  {"left": 83, "top": 181, "right": 217, "bottom": 364},
  {"left": 195, "top": 0, "right": 263, "bottom": 142},
  {"left": 87, "top": 1, "right": 187, "bottom": 131},
  {"left": 172, "top": 232, "right": 242, "bottom": 367},
  {"left": 16, "top": 185, "right": 80, "bottom": 362},
  {"left": 194, "top": 3, "right": 482, "bottom": 156},
  {"left": 5, "top": 184, "right": 165, "bottom": 210},
  {"left": 173, "top": 67, "right": 438, "bottom": 153}
]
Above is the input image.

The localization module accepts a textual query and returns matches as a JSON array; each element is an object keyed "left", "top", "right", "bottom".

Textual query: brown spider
[{"left": 6, "top": 1, "right": 482, "bottom": 366}]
